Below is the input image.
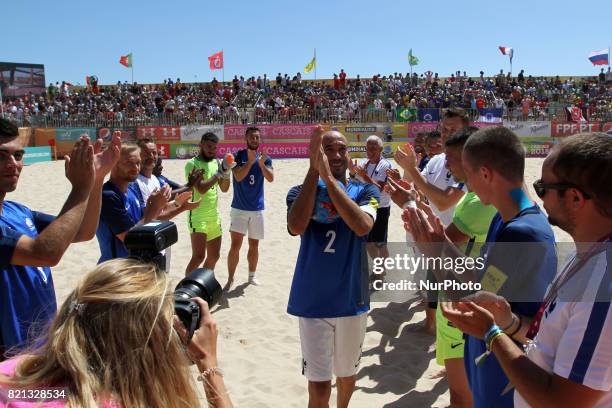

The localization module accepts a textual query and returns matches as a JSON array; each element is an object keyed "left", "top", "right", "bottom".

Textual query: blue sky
[{"left": 3, "top": 0, "right": 610, "bottom": 85}]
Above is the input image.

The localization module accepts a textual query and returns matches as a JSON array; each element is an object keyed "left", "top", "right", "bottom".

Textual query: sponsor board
[
  {"left": 180, "top": 124, "right": 224, "bottom": 141},
  {"left": 520, "top": 137, "right": 557, "bottom": 158},
  {"left": 170, "top": 142, "right": 310, "bottom": 159},
  {"left": 23, "top": 146, "right": 52, "bottom": 165},
  {"left": 348, "top": 142, "right": 404, "bottom": 159},
  {"left": 137, "top": 126, "right": 181, "bottom": 141},
  {"left": 551, "top": 122, "right": 601, "bottom": 137},
  {"left": 407, "top": 122, "right": 438, "bottom": 138},
  {"left": 504, "top": 121, "right": 551, "bottom": 137},
  {"left": 97, "top": 127, "right": 138, "bottom": 143},
  {"left": 331, "top": 123, "right": 408, "bottom": 142},
  {"left": 157, "top": 143, "right": 170, "bottom": 159},
  {"left": 223, "top": 124, "right": 316, "bottom": 141},
  {"left": 55, "top": 128, "right": 96, "bottom": 142}
]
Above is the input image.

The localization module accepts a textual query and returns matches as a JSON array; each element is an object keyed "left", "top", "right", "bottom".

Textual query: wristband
[
  {"left": 475, "top": 324, "right": 504, "bottom": 366},
  {"left": 500, "top": 313, "right": 517, "bottom": 332},
  {"left": 484, "top": 324, "right": 504, "bottom": 351},
  {"left": 507, "top": 314, "right": 522, "bottom": 338},
  {"left": 402, "top": 200, "right": 417, "bottom": 209}
]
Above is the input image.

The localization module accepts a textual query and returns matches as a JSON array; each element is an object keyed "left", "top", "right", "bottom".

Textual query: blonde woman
[{"left": 0, "top": 259, "right": 232, "bottom": 408}]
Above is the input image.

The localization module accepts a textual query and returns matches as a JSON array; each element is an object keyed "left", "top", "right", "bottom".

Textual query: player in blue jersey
[
  {"left": 0, "top": 119, "right": 121, "bottom": 359},
  {"left": 287, "top": 126, "right": 380, "bottom": 408},
  {"left": 442, "top": 133, "right": 612, "bottom": 408},
  {"left": 405, "top": 126, "right": 557, "bottom": 408},
  {"left": 226, "top": 126, "right": 274, "bottom": 289},
  {"left": 97, "top": 143, "right": 199, "bottom": 264}
]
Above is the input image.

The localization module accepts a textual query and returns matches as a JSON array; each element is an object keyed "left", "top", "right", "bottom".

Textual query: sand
[{"left": 10, "top": 157, "right": 569, "bottom": 407}]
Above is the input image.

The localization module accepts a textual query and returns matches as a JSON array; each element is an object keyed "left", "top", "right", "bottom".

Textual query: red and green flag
[{"left": 119, "top": 53, "right": 133, "bottom": 68}]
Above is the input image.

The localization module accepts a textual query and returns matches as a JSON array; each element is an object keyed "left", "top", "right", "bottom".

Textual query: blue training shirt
[
  {"left": 96, "top": 181, "right": 143, "bottom": 263},
  {"left": 464, "top": 205, "right": 557, "bottom": 408},
  {"left": 0, "top": 201, "right": 56, "bottom": 354},
  {"left": 286, "top": 179, "right": 379, "bottom": 318},
  {"left": 231, "top": 149, "right": 272, "bottom": 211}
]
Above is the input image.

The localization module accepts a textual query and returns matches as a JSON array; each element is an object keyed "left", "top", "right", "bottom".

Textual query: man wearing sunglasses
[
  {"left": 0, "top": 118, "right": 121, "bottom": 359},
  {"left": 404, "top": 126, "right": 557, "bottom": 407},
  {"left": 442, "top": 132, "right": 612, "bottom": 408}
]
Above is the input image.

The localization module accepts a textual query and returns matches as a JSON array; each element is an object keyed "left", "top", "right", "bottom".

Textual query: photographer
[
  {"left": 0, "top": 119, "right": 121, "bottom": 359},
  {"left": 96, "top": 144, "right": 199, "bottom": 263},
  {"left": 0, "top": 258, "right": 233, "bottom": 408}
]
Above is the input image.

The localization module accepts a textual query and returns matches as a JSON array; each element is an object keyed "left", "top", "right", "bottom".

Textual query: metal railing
[{"left": 3, "top": 106, "right": 607, "bottom": 128}]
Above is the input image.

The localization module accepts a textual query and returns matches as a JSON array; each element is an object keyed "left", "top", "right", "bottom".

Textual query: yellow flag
[{"left": 304, "top": 56, "right": 316, "bottom": 73}]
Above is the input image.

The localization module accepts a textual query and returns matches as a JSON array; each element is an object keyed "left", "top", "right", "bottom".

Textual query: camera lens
[
  {"left": 174, "top": 268, "right": 222, "bottom": 307},
  {"left": 174, "top": 268, "right": 222, "bottom": 340}
]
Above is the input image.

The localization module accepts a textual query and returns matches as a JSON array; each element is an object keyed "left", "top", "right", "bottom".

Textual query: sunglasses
[{"left": 533, "top": 179, "right": 591, "bottom": 199}]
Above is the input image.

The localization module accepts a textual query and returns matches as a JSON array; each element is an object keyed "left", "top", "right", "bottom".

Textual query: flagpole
[
  {"left": 222, "top": 48, "right": 225, "bottom": 84},
  {"left": 0, "top": 85, "right": 4, "bottom": 118},
  {"left": 314, "top": 48, "right": 317, "bottom": 81}
]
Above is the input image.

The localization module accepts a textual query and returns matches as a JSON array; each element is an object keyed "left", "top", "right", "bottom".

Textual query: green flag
[
  {"left": 396, "top": 107, "right": 417, "bottom": 122},
  {"left": 408, "top": 49, "right": 419, "bottom": 67}
]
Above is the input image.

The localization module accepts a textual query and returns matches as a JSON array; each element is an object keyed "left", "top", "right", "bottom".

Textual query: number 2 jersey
[{"left": 286, "top": 179, "right": 380, "bottom": 318}]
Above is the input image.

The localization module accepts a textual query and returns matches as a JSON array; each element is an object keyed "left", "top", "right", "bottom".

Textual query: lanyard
[
  {"left": 526, "top": 233, "right": 612, "bottom": 339},
  {"left": 366, "top": 159, "right": 383, "bottom": 179}
]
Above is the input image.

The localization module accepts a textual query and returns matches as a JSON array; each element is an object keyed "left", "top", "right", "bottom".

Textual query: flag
[
  {"left": 86, "top": 76, "right": 91, "bottom": 86},
  {"left": 417, "top": 108, "right": 440, "bottom": 122},
  {"left": 499, "top": 46, "right": 513, "bottom": 63},
  {"left": 588, "top": 48, "right": 609, "bottom": 66},
  {"left": 208, "top": 51, "right": 224, "bottom": 70},
  {"left": 304, "top": 56, "right": 316, "bottom": 73},
  {"left": 565, "top": 106, "right": 587, "bottom": 123},
  {"left": 396, "top": 107, "right": 417, "bottom": 122},
  {"left": 478, "top": 108, "right": 503, "bottom": 123},
  {"left": 408, "top": 49, "right": 419, "bottom": 66},
  {"left": 119, "top": 53, "right": 133, "bottom": 68}
]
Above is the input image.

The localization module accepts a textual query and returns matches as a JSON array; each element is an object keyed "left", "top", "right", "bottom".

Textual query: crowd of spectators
[{"left": 2, "top": 67, "right": 611, "bottom": 127}]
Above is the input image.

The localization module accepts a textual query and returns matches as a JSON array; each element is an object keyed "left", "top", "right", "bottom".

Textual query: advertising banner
[
  {"left": 520, "top": 137, "right": 558, "bottom": 158},
  {"left": 223, "top": 124, "right": 317, "bottom": 141},
  {"left": 347, "top": 142, "right": 405, "bottom": 159},
  {"left": 55, "top": 128, "right": 96, "bottom": 142},
  {"left": 137, "top": 126, "right": 181, "bottom": 141},
  {"left": 407, "top": 122, "right": 438, "bottom": 138},
  {"left": 551, "top": 122, "right": 601, "bottom": 137},
  {"left": 171, "top": 144, "right": 199, "bottom": 159},
  {"left": 34, "top": 128, "right": 56, "bottom": 147},
  {"left": 97, "top": 127, "right": 138, "bottom": 143},
  {"left": 331, "top": 123, "right": 408, "bottom": 142},
  {"left": 170, "top": 142, "right": 310, "bottom": 159},
  {"left": 23, "top": 146, "right": 52, "bottom": 165},
  {"left": 504, "top": 121, "right": 552, "bottom": 137},
  {"left": 157, "top": 143, "right": 170, "bottom": 159},
  {"left": 180, "top": 124, "right": 224, "bottom": 141}
]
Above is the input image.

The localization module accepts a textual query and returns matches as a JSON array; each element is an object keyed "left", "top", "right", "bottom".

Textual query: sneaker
[{"left": 248, "top": 275, "right": 261, "bottom": 286}]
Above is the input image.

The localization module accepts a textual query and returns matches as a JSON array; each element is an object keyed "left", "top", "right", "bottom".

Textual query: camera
[
  {"left": 125, "top": 221, "right": 222, "bottom": 340},
  {"left": 124, "top": 220, "right": 177, "bottom": 271}
]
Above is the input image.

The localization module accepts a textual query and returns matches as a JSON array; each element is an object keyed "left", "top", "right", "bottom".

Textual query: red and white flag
[
  {"left": 208, "top": 51, "right": 224, "bottom": 70},
  {"left": 565, "top": 105, "right": 587, "bottom": 123},
  {"left": 499, "top": 46, "right": 513, "bottom": 63}
]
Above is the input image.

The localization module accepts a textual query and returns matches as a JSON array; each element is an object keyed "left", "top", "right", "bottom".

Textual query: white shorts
[
  {"left": 229, "top": 208, "right": 264, "bottom": 240},
  {"left": 298, "top": 314, "right": 367, "bottom": 381}
]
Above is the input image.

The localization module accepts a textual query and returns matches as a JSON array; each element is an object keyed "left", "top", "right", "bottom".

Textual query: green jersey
[
  {"left": 185, "top": 156, "right": 220, "bottom": 219},
  {"left": 452, "top": 191, "right": 497, "bottom": 255}
]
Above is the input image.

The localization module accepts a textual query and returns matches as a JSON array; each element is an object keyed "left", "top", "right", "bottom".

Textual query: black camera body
[
  {"left": 125, "top": 221, "right": 222, "bottom": 340},
  {"left": 124, "top": 221, "right": 177, "bottom": 271}
]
